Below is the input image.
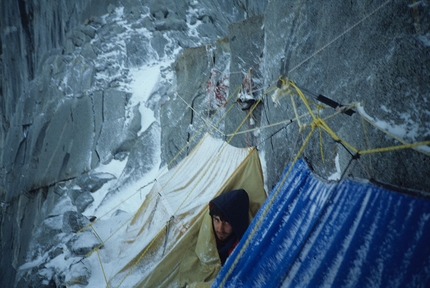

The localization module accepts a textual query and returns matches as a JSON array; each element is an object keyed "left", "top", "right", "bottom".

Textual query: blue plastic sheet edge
[{"left": 213, "top": 159, "right": 430, "bottom": 288}]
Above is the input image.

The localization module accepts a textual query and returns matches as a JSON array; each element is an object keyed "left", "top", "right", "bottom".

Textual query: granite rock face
[
  {"left": 0, "top": 0, "right": 259, "bottom": 286},
  {"left": 260, "top": 0, "right": 430, "bottom": 191},
  {"left": 1, "top": 0, "right": 429, "bottom": 286}
]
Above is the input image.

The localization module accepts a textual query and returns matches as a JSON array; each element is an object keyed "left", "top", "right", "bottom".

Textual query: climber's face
[{"left": 212, "top": 215, "right": 233, "bottom": 241}]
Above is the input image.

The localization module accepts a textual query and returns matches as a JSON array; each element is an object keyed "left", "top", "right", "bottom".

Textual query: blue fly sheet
[{"left": 213, "top": 159, "right": 430, "bottom": 288}]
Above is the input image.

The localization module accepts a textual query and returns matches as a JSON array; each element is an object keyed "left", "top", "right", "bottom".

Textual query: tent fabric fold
[
  {"left": 108, "top": 134, "right": 267, "bottom": 287},
  {"left": 214, "top": 159, "right": 430, "bottom": 288}
]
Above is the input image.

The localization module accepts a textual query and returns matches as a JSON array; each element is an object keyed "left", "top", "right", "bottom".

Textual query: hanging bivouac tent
[
  {"left": 214, "top": 159, "right": 430, "bottom": 288},
  {"left": 108, "top": 134, "right": 267, "bottom": 288}
]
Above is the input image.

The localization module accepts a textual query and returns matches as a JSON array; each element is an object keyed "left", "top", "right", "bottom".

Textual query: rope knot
[
  {"left": 312, "top": 118, "right": 323, "bottom": 128},
  {"left": 272, "top": 76, "right": 294, "bottom": 107}
]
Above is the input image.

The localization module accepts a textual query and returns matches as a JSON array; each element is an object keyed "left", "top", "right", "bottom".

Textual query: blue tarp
[{"left": 213, "top": 159, "right": 430, "bottom": 288}]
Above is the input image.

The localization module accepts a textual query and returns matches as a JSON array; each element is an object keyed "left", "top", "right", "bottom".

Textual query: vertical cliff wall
[
  {"left": 0, "top": 0, "right": 262, "bottom": 286},
  {"left": 1, "top": 0, "right": 429, "bottom": 287},
  {"left": 260, "top": 0, "right": 430, "bottom": 191},
  {"left": 0, "top": 1, "right": 126, "bottom": 284}
]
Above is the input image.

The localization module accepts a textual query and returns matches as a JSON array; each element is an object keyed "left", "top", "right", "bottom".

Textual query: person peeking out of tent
[{"left": 209, "top": 189, "right": 249, "bottom": 265}]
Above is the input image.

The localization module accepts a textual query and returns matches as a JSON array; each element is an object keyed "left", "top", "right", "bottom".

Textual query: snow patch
[
  {"left": 128, "top": 65, "right": 161, "bottom": 133},
  {"left": 328, "top": 153, "right": 341, "bottom": 181},
  {"left": 380, "top": 104, "right": 391, "bottom": 113},
  {"left": 418, "top": 33, "right": 430, "bottom": 47},
  {"left": 357, "top": 103, "right": 430, "bottom": 154}
]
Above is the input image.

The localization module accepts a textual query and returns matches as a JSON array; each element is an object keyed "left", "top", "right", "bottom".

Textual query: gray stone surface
[
  {"left": 226, "top": 15, "right": 265, "bottom": 148},
  {"left": 1, "top": 0, "right": 118, "bottom": 285},
  {"left": 62, "top": 211, "right": 90, "bottom": 234},
  {"left": 76, "top": 172, "right": 116, "bottom": 192},
  {"left": 66, "top": 231, "right": 101, "bottom": 256},
  {"left": 1, "top": 0, "right": 429, "bottom": 286},
  {"left": 117, "top": 122, "right": 161, "bottom": 185},
  {"left": 162, "top": 46, "right": 212, "bottom": 168},
  {"left": 260, "top": 0, "right": 430, "bottom": 192},
  {"left": 96, "top": 88, "right": 129, "bottom": 163}
]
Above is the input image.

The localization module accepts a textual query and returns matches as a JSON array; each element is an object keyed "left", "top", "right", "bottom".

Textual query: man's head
[
  {"left": 209, "top": 203, "right": 234, "bottom": 241},
  {"left": 209, "top": 189, "right": 250, "bottom": 241}
]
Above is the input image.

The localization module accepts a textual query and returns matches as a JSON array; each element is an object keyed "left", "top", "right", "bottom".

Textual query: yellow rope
[
  {"left": 83, "top": 84, "right": 242, "bottom": 255},
  {"left": 220, "top": 122, "right": 316, "bottom": 287},
  {"left": 116, "top": 147, "right": 251, "bottom": 287},
  {"left": 264, "top": 85, "right": 279, "bottom": 96},
  {"left": 225, "top": 109, "right": 319, "bottom": 137},
  {"left": 290, "top": 80, "right": 318, "bottom": 121},
  {"left": 278, "top": 77, "right": 430, "bottom": 169},
  {"left": 79, "top": 115, "right": 212, "bottom": 235},
  {"left": 94, "top": 78, "right": 429, "bottom": 287},
  {"left": 82, "top": 82, "right": 244, "bottom": 287},
  {"left": 176, "top": 92, "right": 225, "bottom": 135},
  {"left": 108, "top": 0, "right": 430, "bottom": 284},
  {"left": 319, "top": 125, "right": 325, "bottom": 163},
  {"left": 115, "top": 84, "right": 254, "bottom": 286},
  {"left": 317, "top": 118, "right": 359, "bottom": 154},
  {"left": 77, "top": 180, "right": 156, "bottom": 234},
  {"left": 358, "top": 141, "right": 430, "bottom": 155},
  {"left": 286, "top": 78, "right": 361, "bottom": 155},
  {"left": 112, "top": 75, "right": 430, "bottom": 287},
  {"left": 163, "top": 84, "right": 242, "bottom": 174},
  {"left": 115, "top": 222, "right": 167, "bottom": 288},
  {"left": 174, "top": 84, "right": 263, "bottom": 233},
  {"left": 361, "top": 114, "right": 374, "bottom": 176},
  {"left": 90, "top": 225, "right": 103, "bottom": 243},
  {"left": 219, "top": 74, "right": 430, "bottom": 286},
  {"left": 118, "top": 82, "right": 263, "bottom": 285},
  {"left": 171, "top": 82, "right": 254, "bottom": 204},
  {"left": 226, "top": 99, "right": 263, "bottom": 144},
  {"left": 85, "top": 213, "right": 135, "bottom": 258},
  {"left": 219, "top": 76, "right": 430, "bottom": 288},
  {"left": 87, "top": 42, "right": 430, "bottom": 286},
  {"left": 151, "top": 91, "right": 242, "bottom": 212},
  {"left": 357, "top": 107, "right": 430, "bottom": 157},
  {"left": 317, "top": 108, "right": 325, "bottom": 163},
  {"left": 95, "top": 248, "right": 109, "bottom": 287}
]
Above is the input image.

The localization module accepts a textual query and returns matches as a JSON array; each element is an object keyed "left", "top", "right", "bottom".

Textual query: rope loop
[{"left": 277, "top": 75, "right": 288, "bottom": 88}]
